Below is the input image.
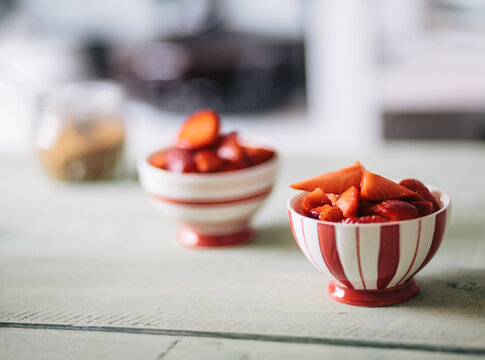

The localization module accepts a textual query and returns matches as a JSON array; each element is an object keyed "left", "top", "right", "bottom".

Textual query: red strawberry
[
  {"left": 194, "top": 149, "right": 225, "bottom": 173},
  {"left": 242, "top": 146, "right": 275, "bottom": 166},
  {"left": 149, "top": 150, "right": 168, "bottom": 169},
  {"left": 313, "top": 205, "right": 344, "bottom": 222},
  {"left": 163, "top": 148, "right": 196, "bottom": 173},
  {"left": 176, "top": 109, "right": 220, "bottom": 150},
  {"left": 290, "top": 161, "right": 364, "bottom": 193},
  {"left": 335, "top": 186, "right": 360, "bottom": 218},
  {"left": 343, "top": 215, "right": 389, "bottom": 224},
  {"left": 217, "top": 132, "right": 247, "bottom": 169},
  {"left": 369, "top": 200, "right": 419, "bottom": 221},
  {"left": 360, "top": 170, "right": 416, "bottom": 202},
  {"left": 326, "top": 193, "right": 339, "bottom": 205},
  {"left": 399, "top": 179, "right": 440, "bottom": 212},
  {"left": 301, "top": 188, "right": 331, "bottom": 217},
  {"left": 411, "top": 201, "right": 434, "bottom": 217},
  {"left": 360, "top": 199, "right": 377, "bottom": 216}
]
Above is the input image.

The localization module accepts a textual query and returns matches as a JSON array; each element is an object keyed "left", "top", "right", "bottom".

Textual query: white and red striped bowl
[
  {"left": 138, "top": 152, "right": 278, "bottom": 248},
  {"left": 287, "top": 187, "right": 451, "bottom": 306}
]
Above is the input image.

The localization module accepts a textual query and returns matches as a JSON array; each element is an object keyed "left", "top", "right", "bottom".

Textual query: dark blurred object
[
  {"left": 384, "top": 112, "right": 485, "bottom": 140},
  {"left": 115, "top": 32, "right": 305, "bottom": 113},
  {"left": 85, "top": 38, "right": 111, "bottom": 79}
]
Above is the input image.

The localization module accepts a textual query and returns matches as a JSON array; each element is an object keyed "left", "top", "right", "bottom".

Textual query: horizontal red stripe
[{"left": 149, "top": 186, "right": 273, "bottom": 206}]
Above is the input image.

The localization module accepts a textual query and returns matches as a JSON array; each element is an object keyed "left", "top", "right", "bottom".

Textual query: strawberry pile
[
  {"left": 291, "top": 162, "right": 440, "bottom": 224},
  {"left": 149, "top": 109, "right": 275, "bottom": 173}
]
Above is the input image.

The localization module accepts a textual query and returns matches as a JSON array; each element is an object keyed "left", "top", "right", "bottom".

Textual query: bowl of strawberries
[
  {"left": 287, "top": 161, "right": 451, "bottom": 306},
  {"left": 138, "top": 109, "right": 277, "bottom": 248}
]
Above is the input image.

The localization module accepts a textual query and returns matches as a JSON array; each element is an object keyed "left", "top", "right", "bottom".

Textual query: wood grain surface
[{"left": 1, "top": 143, "right": 484, "bottom": 358}]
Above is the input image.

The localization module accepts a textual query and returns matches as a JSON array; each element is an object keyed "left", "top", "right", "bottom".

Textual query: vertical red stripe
[
  {"left": 355, "top": 227, "right": 366, "bottom": 290},
  {"left": 397, "top": 220, "right": 421, "bottom": 286},
  {"left": 415, "top": 209, "right": 447, "bottom": 274},
  {"left": 288, "top": 210, "right": 303, "bottom": 253},
  {"left": 377, "top": 224, "right": 400, "bottom": 289},
  {"left": 318, "top": 223, "right": 354, "bottom": 289}
]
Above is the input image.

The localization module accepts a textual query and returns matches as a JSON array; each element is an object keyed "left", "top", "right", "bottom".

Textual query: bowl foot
[
  {"left": 177, "top": 225, "right": 254, "bottom": 248},
  {"left": 328, "top": 279, "right": 420, "bottom": 307}
]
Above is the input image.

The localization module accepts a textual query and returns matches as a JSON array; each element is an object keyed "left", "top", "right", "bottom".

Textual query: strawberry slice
[
  {"left": 163, "top": 148, "right": 196, "bottom": 173},
  {"left": 360, "top": 170, "right": 416, "bottom": 202},
  {"left": 399, "top": 179, "right": 440, "bottom": 212},
  {"left": 335, "top": 186, "right": 360, "bottom": 218},
  {"left": 149, "top": 150, "right": 168, "bottom": 169},
  {"left": 290, "top": 161, "right": 364, "bottom": 193},
  {"left": 301, "top": 188, "right": 331, "bottom": 217},
  {"left": 343, "top": 215, "right": 389, "bottom": 224},
  {"left": 217, "top": 132, "right": 247, "bottom": 169},
  {"left": 194, "top": 149, "right": 225, "bottom": 173},
  {"left": 176, "top": 109, "right": 220, "bottom": 150},
  {"left": 326, "top": 193, "right": 339, "bottom": 206},
  {"left": 369, "top": 200, "right": 419, "bottom": 221},
  {"left": 411, "top": 201, "right": 434, "bottom": 217},
  {"left": 312, "top": 204, "right": 344, "bottom": 222},
  {"left": 242, "top": 146, "right": 275, "bottom": 166},
  {"left": 342, "top": 215, "right": 389, "bottom": 224}
]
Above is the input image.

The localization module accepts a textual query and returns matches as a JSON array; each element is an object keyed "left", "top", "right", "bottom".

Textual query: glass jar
[{"left": 35, "top": 81, "right": 125, "bottom": 181}]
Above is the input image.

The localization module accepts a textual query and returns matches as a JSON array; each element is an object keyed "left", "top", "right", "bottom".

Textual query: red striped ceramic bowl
[
  {"left": 287, "top": 187, "right": 451, "bottom": 306},
  {"left": 138, "top": 151, "right": 278, "bottom": 248}
]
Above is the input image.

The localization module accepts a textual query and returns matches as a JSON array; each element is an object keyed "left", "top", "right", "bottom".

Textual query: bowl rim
[
  {"left": 138, "top": 146, "right": 278, "bottom": 180},
  {"left": 287, "top": 184, "right": 451, "bottom": 227}
]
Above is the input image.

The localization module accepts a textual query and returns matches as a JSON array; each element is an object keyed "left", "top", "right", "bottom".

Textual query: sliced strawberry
[
  {"left": 217, "top": 132, "right": 247, "bottom": 169},
  {"left": 369, "top": 200, "right": 419, "bottom": 221},
  {"left": 301, "top": 188, "right": 331, "bottom": 217},
  {"left": 194, "top": 149, "right": 225, "bottom": 173},
  {"left": 335, "top": 186, "right": 360, "bottom": 218},
  {"left": 149, "top": 150, "right": 168, "bottom": 169},
  {"left": 360, "top": 170, "right": 416, "bottom": 202},
  {"left": 411, "top": 201, "right": 434, "bottom": 217},
  {"left": 290, "top": 161, "right": 364, "bottom": 193},
  {"left": 360, "top": 199, "right": 377, "bottom": 216},
  {"left": 242, "top": 146, "right": 275, "bottom": 166},
  {"left": 326, "top": 193, "right": 339, "bottom": 205},
  {"left": 312, "top": 205, "right": 344, "bottom": 222},
  {"left": 176, "top": 109, "right": 220, "bottom": 150},
  {"left": 343, "top": 215, "right": 389, "bottom": 224},
  {"left": 399, "top": 179, "right": 440, "bottom": 212},
  {"left": 163, "top": 148, "right": 196, "bottom": 173}
]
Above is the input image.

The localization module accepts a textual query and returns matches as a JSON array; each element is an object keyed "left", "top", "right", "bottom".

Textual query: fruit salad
[
  {"left": 291, "top": 162, "right": 441, "bottom": 223},
  {"left": 149, "top": 109, "right": 275, "bottom": 173}
]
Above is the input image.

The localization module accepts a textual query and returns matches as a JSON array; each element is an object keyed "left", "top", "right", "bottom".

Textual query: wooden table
[{"left": 1, "top": 142, "right": 484, "bottom": 359}]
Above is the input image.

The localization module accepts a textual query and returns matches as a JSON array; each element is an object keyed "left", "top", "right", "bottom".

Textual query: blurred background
[{"left": 1, "top": 0, "right": 485, "bottom": 164}]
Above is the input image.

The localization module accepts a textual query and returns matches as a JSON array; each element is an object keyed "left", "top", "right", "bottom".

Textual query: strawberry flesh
[
  {"left": 163, "top": 148, "right": 196, "bottom": 173},
  {"left": 290, "top": 161, "right": 364, "bottom": 193},
  {"left": 313, "top": 205, "right": 344, "bottom": 222},
  {"left": 335, "top": 186, "right": 360, "bottom": 218},
  {"left": 369, "top": 200, "right": 419, "bottom": 221},
  {"left": 194, "top": 149, "right": 225, "bottom": 173},
  {"left": 361, "top": 170, "right": 416, "bottom": 202},
  {"left": 242, "top": 146, "right": 275, "bottom": 166},
  {"left": 176, "top": 109, "right": 220, "bottom": 150},
  {"left": 399, "top": 178, "right": 440, "bottom": 212},
  {"left": 411, "top": 201, "right": 434, "bottom": 217},
  {"left": 217, "top": 132, "right": 247, "bottom": 169},
  {"left": 343, "top": 215, "right": 390, "bottom": 224},
  {"left": 301, "top": 188, "right": 331, "bottom": 217}
]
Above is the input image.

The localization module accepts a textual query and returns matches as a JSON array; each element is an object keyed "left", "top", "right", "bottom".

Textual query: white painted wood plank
[
  {"left": 0, "top": 328, "right": 480, "bottom": 360},
  {"left": 0, "top": 144, "right": 484, "bottom": 352}
]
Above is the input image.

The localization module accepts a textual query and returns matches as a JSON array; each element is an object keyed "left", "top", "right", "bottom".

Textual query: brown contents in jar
[{"left": 38, "top": 118, "right": 124, "bottom": 181}]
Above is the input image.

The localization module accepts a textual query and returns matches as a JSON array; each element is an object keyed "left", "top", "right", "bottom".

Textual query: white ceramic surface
[{"left": 138, "top": 154, "right": 278, "bottom": 236}]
